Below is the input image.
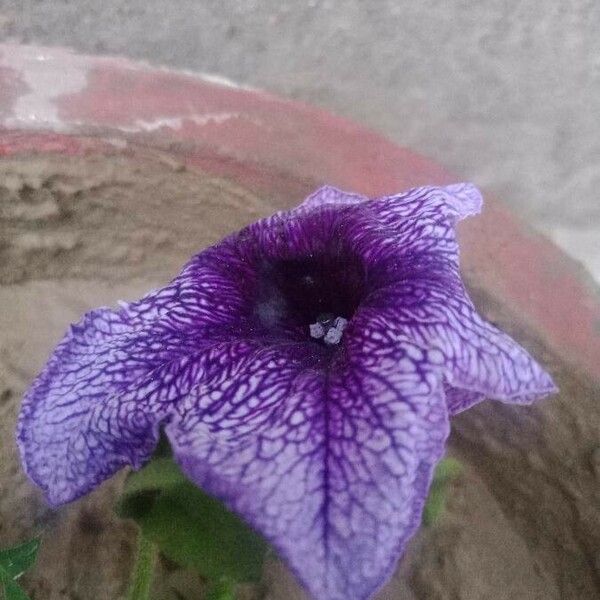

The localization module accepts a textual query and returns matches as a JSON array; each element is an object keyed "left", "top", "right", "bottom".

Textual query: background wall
[{"left": 1, "top": 0, "right": 598, "bottom": 280}]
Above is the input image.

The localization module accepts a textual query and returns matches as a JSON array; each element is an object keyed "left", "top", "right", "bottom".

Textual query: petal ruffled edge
[
  {"left": 295, "top": 185, "right": 368, "bottom": 213},
  {"left": 368, "top": 182, "right": 483, "bottom": 227},
  {"left": 365, "top": 277, "right": 557, "bottom": 416}
]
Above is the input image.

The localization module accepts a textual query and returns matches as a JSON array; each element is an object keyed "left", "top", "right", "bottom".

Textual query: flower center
[
  {"left": 309, "top": 313, "right": 348, "bottom": 346},
  {"left": 253, "top": 251, "right": 366, "bottom": 342}
]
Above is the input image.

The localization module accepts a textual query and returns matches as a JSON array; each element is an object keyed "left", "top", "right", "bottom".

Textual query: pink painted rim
[{"left": 1, "top": 44, "right": 599, "bottom": 382}]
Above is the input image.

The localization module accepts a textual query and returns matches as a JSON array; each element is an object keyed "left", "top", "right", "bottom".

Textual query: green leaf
[
  {"left": 432, "top": 457, "right": 463, "bottom": 483},
  {"left": 120, "top": 457, "right": 188, "bottom": 498},
  {"left": 422, "top": 457, "right": 463, "bottom": 526},
  {"left": 118, "top": 459, "right": 267, "bottom": 583},
  {"left": 422, "top": 485, "right": 447, "bottom": 526},
  {"left": 3, "top": 577, "right": 31, "bottom": 600},
  {"left": 0, "top": 539, "right": 40, "bottom": 579},
  {"left": 0, "top": 565, "right": 31, "bottom": 600},
  {"left": 126, "top": 534, "right": 157, "bottom": 600},
  {"left": 205, "top": 577, "right": 236, "bottom": 600}
]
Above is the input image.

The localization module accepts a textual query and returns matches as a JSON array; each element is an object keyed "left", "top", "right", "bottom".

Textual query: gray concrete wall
[{"left": 1, "top": 1, "right": 598, "bottom": 279}]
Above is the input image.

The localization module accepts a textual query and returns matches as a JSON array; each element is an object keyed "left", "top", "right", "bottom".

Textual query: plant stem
[{"left": 127, "top": 533, "right": 157, "bottom": 600}]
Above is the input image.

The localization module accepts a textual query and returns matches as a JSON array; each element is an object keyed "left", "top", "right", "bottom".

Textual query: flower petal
[
  {"left": 235, "top": 184, "right": 481, "bottom": 295},
  {"left": 443, "top": 385, "right": 485, "bottom": 415},
  {"left": 367, "top": 275, "right": 556, "bottom": 414},
  {"left": 295, "top": 185, "right": 368, "bottom": 213},
  {"left": 297, "top": 184, "right": 482, "bottom": 290},
  {"left": 16, "top": 306, "right": 225, "bottom": 505},
  {"left": 121, "top": 240, "right": 255, "bottom": 332},
  {"left": 167, "top": 332, "right": 449, "bottom": 600},
  {"left": 370, "top": 183, "right": 482, "bottom": 225}
]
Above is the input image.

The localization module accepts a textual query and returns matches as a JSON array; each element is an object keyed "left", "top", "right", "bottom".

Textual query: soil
[{"left": 0, "top": 152, "right": 598, "bottom": 600}]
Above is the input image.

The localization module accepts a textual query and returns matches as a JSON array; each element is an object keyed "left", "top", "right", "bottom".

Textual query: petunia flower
[{"left": 17, "top": 183, "right": 556, "bottom": 600}]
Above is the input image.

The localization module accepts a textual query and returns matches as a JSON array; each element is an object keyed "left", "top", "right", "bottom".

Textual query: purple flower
[{"left": 17, "top": 184, "right": 556, "bottom": 600}]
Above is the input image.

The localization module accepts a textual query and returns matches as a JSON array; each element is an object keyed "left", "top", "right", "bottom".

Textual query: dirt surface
[{"left": 0, "top": 153, "right": 599, "bottom": 599}]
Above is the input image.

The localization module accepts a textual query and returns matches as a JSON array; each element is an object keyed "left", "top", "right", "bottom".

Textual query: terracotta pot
[{"left": 0, "top": 45, "right": 598, "bottom": 600}]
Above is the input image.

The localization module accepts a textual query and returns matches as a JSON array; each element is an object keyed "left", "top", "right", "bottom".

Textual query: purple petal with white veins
[
  {"left": 369, "top": 183, "right": 482, "bottom": 228},
  {"left": 167, "top": 326, "right": 449, "bottom": 600},
  {"left": 367, "top": 275, "right": 556, "bottom": 414},
  {"left": 16, "top": 309, "right": 223, "bottom": 505},
  {"left": 355, "top": 183, "right": 555, "bottom": 412},
  {"left": 443, "top": 385, "right": 485, "bottom": 415},
  {"left": 17, "top": 242, "right": 257, "bottom": 505},
  {"left": 121, "top": 238, "right": 257, "bottom": 331}
]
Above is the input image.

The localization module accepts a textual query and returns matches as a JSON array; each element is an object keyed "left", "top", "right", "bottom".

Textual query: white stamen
[
  {"left": 334, "top": 316, "right": 348, "bottom": 330},
  {"left": 309, "top": 322, "right": 325, "bottom": 339},
  {"left": 324, "top": 327, "right": 344, "bottom": 345},
  {"left": 309, "top": 314, "right": 348, "bottom": 346}
]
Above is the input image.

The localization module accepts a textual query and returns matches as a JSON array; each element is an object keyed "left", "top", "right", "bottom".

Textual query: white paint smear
[
  {"left": 1, "top": 45, "right": 88, "bottom": 130},
  {"left": 0, "top": 44, "right": 264, "bottom": 134},
  {"left": 122, "top": 112, "right": 242, "bottom": 133}
]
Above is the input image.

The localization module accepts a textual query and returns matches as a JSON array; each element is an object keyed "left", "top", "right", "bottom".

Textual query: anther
[{"left": 309, "top": 314, "right": 348, "bottom": 346}]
